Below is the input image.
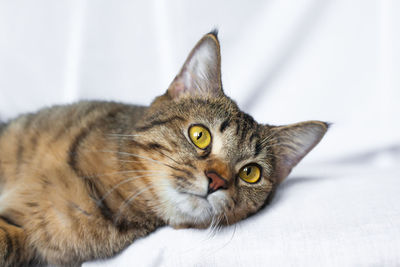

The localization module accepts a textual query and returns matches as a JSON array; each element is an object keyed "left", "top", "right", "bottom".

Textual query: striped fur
[{"left": 0, "top": 32, "right": 328, "bottom": 266}]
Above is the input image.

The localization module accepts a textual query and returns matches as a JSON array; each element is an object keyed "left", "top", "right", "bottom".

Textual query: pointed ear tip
[
  {"left": 325, "top": 121, "right": 333, "bottom": 129},
  {"left": 203, "top": 29, "right": 220, "bottom": 45},
  {"left": 306, "top": 120, "right": 331, "bottom": 133},
  {"left": 319, "top": 121, "right": 332, "bottom": 133},
  {"left": 208, "top": 28, "right": 219, "bottom": 38}
]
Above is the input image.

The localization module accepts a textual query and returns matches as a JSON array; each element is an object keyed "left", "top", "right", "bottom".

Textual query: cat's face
[
  {"left": 132, "top": 31, "right": 328, "bottom": 228},
  {"left": 136, "top": 96, "right": 276, "bottom": 228}
]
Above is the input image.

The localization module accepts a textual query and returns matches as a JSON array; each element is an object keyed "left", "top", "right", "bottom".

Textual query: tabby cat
[{"left": 0, "top": 31, "right": 328, "bottom": 266}]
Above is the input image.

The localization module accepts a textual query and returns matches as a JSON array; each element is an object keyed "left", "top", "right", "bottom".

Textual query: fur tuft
[{"left": 208, "top": 28, "right": 219, "bottom": 38}]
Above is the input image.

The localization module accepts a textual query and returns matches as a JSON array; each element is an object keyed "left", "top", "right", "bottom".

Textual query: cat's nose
[{"left": 206, "top": 171, "right": 228, "bottom": 194}]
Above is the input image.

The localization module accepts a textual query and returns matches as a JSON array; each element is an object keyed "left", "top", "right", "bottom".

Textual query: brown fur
[{"left": 0, "top": 31, "right": 328, "bottom": 266}]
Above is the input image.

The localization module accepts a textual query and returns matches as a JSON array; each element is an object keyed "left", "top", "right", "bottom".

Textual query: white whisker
[
  {"left": 97, "top": 150, "right": 170, "bottom": 167},
  {"left": 99, "top": 173, "right": 169, "bottom": 202}
]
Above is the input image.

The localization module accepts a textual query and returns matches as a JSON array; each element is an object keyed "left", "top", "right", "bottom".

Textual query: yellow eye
[
  {"left": 189, "top": 125, "right": 211, "bottom": 149},
  {"left": 238, "top": 165, "right": 261, "bottom": 183}
]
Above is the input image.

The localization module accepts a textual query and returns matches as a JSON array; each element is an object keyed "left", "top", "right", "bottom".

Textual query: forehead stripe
[
  {"left": 135, "top": 116, "right": 184, "bottom": 132},
  {"left": 219, "top": 119, "right": 230, "bottom": 133},
  {"left": 254, "top": 140, "right": 263, "bottom": 157},
  {"left": 249, "top": 133, "right": 258, "bottom": 143}
]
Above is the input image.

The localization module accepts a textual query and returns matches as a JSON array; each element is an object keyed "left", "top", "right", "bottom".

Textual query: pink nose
[{"left": 206, "top": 171, "right": 228, "bottom": 194}]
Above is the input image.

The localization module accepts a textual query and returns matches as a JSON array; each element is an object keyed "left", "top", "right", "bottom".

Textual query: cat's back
[
  {"left": 0, "top": 101, "right": 147, "bottom": 185},
  {"left": 2, "top": 100, "right": 146, "bottom": 135}
]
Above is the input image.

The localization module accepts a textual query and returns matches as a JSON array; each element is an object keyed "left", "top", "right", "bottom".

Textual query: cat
[{"left": 0, "top": 30, "right": 328, "bottom": 266}]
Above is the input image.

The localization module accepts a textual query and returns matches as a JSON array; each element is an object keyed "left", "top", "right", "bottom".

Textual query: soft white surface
[{"left": 1, "top": 0, "right": 399, "bottom": 266}]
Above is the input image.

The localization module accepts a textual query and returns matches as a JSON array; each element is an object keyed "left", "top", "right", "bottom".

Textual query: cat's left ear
[
  {"left": 167, "top": 30, "right": 223, "bottom": 99},
  {"left": 270, "top": 121, "right": 329, "bottom": 183}
]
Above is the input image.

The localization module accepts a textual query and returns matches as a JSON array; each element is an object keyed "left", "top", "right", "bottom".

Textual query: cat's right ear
[
  {"left": 269, "top": 121, "right": 329, "bottom": 183},
  {"left": 167, "top": 30, "right": 223, "bottom": 99}
]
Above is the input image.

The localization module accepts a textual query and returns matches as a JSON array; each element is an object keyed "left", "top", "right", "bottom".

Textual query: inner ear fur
[
  {"left": 270, "top": 121, "right": 329, "bottom": 183},
  {"left": 167, "top": 30, "right": 223, "bottom": 99}
]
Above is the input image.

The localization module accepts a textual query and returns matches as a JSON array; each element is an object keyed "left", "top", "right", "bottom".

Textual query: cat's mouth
[{"left": 176, "top": 189, "right": 215, "bottom": 211}]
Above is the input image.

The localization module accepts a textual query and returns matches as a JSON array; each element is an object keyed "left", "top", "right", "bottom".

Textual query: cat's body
[
  {"left": 0, "top": 102, "right": 159, "bottom": 265},
  {"left": 0, "top": 31, "right": 328, "bottom": 266}
]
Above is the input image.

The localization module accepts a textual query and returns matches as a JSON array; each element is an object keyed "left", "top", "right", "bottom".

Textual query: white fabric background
[{"left": 0, "top": 0, "right": 399, "bottom": 266}]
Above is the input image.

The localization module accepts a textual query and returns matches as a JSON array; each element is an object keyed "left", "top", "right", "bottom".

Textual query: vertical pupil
[
  {"left": 196, "top": 131, "right": 203, "bottom": 140},
  {"left": 246, "top": 167, "right": 252, "bottom": 176}
]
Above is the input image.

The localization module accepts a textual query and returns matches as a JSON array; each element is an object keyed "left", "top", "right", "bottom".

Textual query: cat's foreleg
[{"left": 0, "top": 217, "right": 33, "bottom": 266}]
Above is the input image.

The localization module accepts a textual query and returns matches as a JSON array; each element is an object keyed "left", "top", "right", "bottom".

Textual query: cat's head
[{"left": 133, "top": 31, "right": 328, "bottom": 228}]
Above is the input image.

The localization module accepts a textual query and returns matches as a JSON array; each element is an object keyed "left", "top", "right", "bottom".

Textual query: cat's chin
[
  {"left": 174, "top": 192, "right": 213, "bottom": 222},
  {"left": 157, "top": 186, "right": 215, "bottom": 227}
]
